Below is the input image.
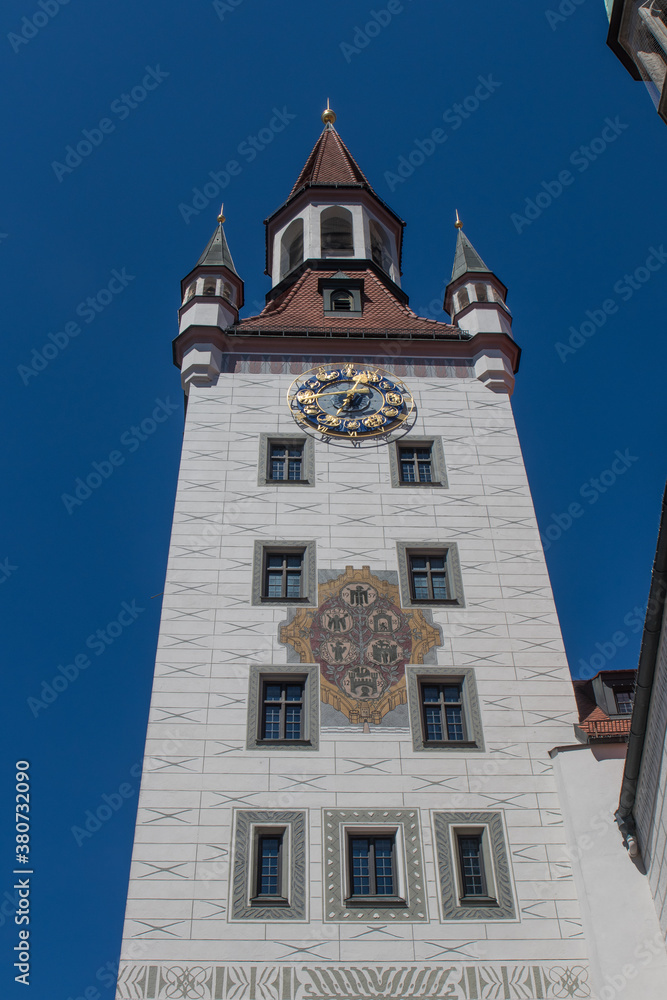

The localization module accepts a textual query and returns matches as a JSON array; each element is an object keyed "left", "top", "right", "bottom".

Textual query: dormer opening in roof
[{"left": 264, "top": 105, "right": 406, "bottom": 298}]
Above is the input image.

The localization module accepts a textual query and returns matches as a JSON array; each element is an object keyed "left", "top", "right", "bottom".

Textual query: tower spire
[
  {"left": 175, "top": 206, "right": 244, "bottom": 391},
  {"left": 444, "top": 219, "right": 512, "bottom": 343}
]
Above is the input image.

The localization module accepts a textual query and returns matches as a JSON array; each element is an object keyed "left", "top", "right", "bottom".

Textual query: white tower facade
[{"left": 114, "top": 114, "right": 614, "bottom": 1000}]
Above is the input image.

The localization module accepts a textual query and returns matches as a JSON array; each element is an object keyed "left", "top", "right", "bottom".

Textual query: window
[
  {"left": 422, "top": 683, "right": 466, "bottom": 742},
  {"left": 246, "top": 664, "right": 319, "bottom": 751},
  {"left": 331, "top": 289, "right": 353, "bottom": 311},
  {"left": 252, "top": 831, "right": 288, "bottom": 904},
  {"left": 184, "top": 282, "right": 196, "bottom": 303},
  {"left": 399, "top": 446, "right": 433, "bottom": 483},
  {"left": 348, "top": 835, "right": 397, "bottom": 900},
  {"left": 280, "top": 218, "right": 304, "bottom": 278},
  {"left": 456, "top": 288, "right": 470, "bottom": 311},
  {"left": 261, "top": 680, "right": 304, "bottom": 740},
  {"left": 252, "top": 540, "right": 316, "bottom": 606},
  {"left": 323, "top": 809, "right": 428, "bottom": 922},
  {"left": 407, "top": 667, "right": 483, "bottom": 752},
  {"left": 203, "top": 277, "right": 217, "bottom": 296},
  {"left": 231, "top": 810, "right": 306, "bottom": 920},
  {"left": 410, "top": 554, "right": 448, "bottom": 601},
  {"left": 457, "top": 834, "right": 487, "bottom": 898},
  {"left": 389, "top": 438, "right": 447, "bottom": 489},
  {"left": 433, "top": 812, "right": 516, "bottom": 920},
  {"left": 264, "top": 552, "right": 303, "bottom": 599},
  {"left": 593, "top": 671, "right": 637, "bottom": 719},
  {"left": 269, "top": 442, "right": 304, "bottom": 481},
  {"left": 614, "top": 688, "right": 634, "bottom": 715},
  {"left": 258, "top": 435, "right": 314, "bottom": 487},
  {"left": 397, "top": 543, "right": 464, "bottom": 607},
  {"left": 320, "top": 206, "right": 354, "bottom": 256},
  {"left": 474, "top": 283, "right": 488, "bottom": 302},
  {"left": 369, "top": 219, "right": 392, "bottom": 274}
]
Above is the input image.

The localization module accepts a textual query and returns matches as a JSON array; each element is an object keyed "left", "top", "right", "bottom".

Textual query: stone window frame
[
  {"left": 230, "top": 809, "right": 307, "bottom": 921},
  {"left": 257, "top": 433, "right": 315, "bottom": 487},
  {"left": 406, "top": 666, "right": 484, "bottom": 753},
  {"left": 251, "top": 540, "right": 317, "bottom": 606},
  {"left": 432, "top": 811, "right": 516, "bottom": 921},
  {"left": 246, "top": 663, "right": 320, "bottom": 751},
  {"left": 388, "top": 436, "right": 448, "bottom": 489},
  {"left": 396, "top": 541, "right": 465, "bottom": 608},
  {"left": 322, "top": 808, "right": 428, "bottom": 922}
]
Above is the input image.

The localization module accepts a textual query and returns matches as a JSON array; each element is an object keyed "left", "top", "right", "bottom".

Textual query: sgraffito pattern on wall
[
  {"left": 280, "top": 566, "right": 441, "bottom": 727},
  {"left": 115, "top": 962, "right": 591, "bottom": 999}
]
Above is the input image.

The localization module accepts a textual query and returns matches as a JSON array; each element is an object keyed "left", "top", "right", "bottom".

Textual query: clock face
[{"left": 287, "top": 364, "right": 414, "bottom": 439}]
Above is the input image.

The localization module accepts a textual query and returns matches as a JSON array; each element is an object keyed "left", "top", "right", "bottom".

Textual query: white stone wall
[
  {"left": 635, "top": 614, "right": 667, "bottom": 938},
  {"left": 553, "top": 744, "right": 667, "bottom": 999},
  {"left": 115, "top": 364, "right": 593, "bottom": 1000}
]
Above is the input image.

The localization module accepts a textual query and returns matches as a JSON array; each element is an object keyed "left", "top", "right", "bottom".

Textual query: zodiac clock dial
[{"left": 287, "top": 363, "right": 414, "bottom": 439}]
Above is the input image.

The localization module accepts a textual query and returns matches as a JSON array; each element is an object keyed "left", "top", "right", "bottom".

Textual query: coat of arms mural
[{"left": 280, "top": 566, "right": 441, "bottom": 728}]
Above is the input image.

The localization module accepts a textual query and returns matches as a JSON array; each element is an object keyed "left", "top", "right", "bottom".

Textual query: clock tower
[{"left": 114, "top": 109, "right": 594, "bottom": 1000}]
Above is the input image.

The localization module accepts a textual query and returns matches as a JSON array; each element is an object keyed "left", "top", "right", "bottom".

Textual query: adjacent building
[{"left": 606, "top": 0, "right": 667, "bottom": 122}]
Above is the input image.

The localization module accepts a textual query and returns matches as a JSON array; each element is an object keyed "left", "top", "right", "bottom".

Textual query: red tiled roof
[
  {"left": 572, "top": 677, "right": 632, "bottom": 741},
  {"left": 289, "top": 125, "right": 375, "bottom": 198},
  {"left": 235, "top": 268, "right": 460, "bottom": 335},
  {"left": 579, "top": 718, "right": 631, "bottom": 738}
]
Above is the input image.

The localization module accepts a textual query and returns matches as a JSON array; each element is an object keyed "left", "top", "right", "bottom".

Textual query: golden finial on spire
[
  {"left": 455, "top": 209, "right": 463, "bottom": 229},
  {"left": 217, "top": 203, "right": 226, "bottom": 224},
  {"left": 321, "top": 98, "right": 336, "bottom": 125}
]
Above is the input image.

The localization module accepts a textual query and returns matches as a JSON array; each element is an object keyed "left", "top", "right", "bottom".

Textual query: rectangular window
[
  {"left": 457, "top": 834, "right": 487, "bottom": 898},
  {"left": 433, "top": 812, "right": 516, "bottom": 919},
  {"left": 421, "top": 682, "right": 466, "bottom": 743},
  {"left": 232, "top": 811, "right": 306, "bottom": 920},
  {"left": 408, "top": 667, "right": 483, "bottom": 752},
  {"left": 399, "top": 446, "right": 433, "bottom": 483},
  {"left": 347, "top": 835, "right": 398, "bottom": 901},
  {"left": 409, "top": 554, "right": 448, "bottom": 601},
  {"left": 389, "top": 439, "right": 447, "bottom": 489},
  {"left": 261, "top": 680, "right": 304, "bottom": 741},
  {"left": 269, "top": 443, "right": 304, "bottom": 482},
  {"left": 255, "top": 833, "right": 284, "bottom": 900},
  {"left": 264, "top": 551, "right": 303, "bottom": 599},
  {"left": 614, "top": 688, "right": 634, "bottom": 714}
]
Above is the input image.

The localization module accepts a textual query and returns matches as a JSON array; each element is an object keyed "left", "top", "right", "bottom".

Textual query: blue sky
[{"left": 1, "top": 1, "right": 666, "bottom": 997}]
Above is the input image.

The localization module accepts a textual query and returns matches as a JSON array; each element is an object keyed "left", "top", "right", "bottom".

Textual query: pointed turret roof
[
  {"left": 196, "top": 221, "right": 238, "bottom": 275},
  {"left": 289, "top": 122, "right": 375, "bottom": 198},
  {"left": 450, "top": 229, "right": 491, "bottom": 282}
]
